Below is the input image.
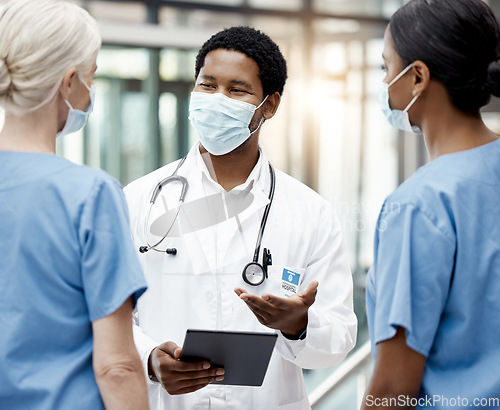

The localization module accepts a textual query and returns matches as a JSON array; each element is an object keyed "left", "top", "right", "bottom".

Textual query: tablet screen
[{"left": 180, "top": 329, "right": 277, "bottom": 386}]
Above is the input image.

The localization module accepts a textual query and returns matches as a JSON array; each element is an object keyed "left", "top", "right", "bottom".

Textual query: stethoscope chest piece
[
  {"left": 240, "top": 162, "right": 275, "bottom": 288},
  {"left": 242, "top": 248, "right": 272, "bottom": 286}
]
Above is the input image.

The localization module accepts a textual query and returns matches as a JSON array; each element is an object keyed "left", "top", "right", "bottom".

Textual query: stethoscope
[
  {"left": 139, "top": 156, "right": 188, "bottom": 256},
  {"left": 139, "top": 156, "right": 276, "bottom": 286}
]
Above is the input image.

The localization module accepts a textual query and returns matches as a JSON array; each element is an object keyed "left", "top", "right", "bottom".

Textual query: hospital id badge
[{"left": 280, "top": 268, "right": 301, "bottom": 298}]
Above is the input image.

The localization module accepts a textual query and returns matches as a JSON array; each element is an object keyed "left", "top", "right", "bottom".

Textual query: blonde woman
[{"left": 0, "top": 1, "right": 149, "bottom": 409}]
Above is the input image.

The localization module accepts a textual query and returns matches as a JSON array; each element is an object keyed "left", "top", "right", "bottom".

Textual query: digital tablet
[{"left": 180, "top": 329, "right": 277, "bottom": 386}]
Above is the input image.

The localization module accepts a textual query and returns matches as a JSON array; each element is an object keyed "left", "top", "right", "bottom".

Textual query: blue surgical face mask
[
  {"left": 57, "top": 76, "right": 95, "bottom": 138},
  {"left": 189, "top": 92, "right": 268, "bottom": 156},
  {"left": 378, "top": 63, "right": 421, "bottom": 133}
]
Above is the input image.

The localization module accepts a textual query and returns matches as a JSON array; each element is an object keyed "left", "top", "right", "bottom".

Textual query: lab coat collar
[
  {"left": 192, "top": 142, "right": 269, "bottom": 198},
  {"left": 160, "top": 142, "right": 272, "bottom": 214}
]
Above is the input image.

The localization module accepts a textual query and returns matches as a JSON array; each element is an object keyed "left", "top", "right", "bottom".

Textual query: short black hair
[
  {"left": 195, "top": 26, "right": 288, "bottom": 96},
  {"left": 390, "top": 0, "right": 500, "bottom": 114}
]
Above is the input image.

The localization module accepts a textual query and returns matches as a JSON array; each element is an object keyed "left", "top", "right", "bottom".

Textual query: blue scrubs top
[
  {"left": 0, "top": 152, "right": 147, "bottom": 410},
  {"left": 366, "top": 139, "right": 500, "bottom": 408}
]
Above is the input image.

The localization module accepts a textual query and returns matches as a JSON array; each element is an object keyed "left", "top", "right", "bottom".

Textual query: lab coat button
[
  {"left": 214, "top": 389, "right": 223, "bottom": 398},
  {"left": 194, "top": 406, "right": 202, "bottom": 410},
  {"left": 206, "top": 292, "right": 213, "bottom": 301}
]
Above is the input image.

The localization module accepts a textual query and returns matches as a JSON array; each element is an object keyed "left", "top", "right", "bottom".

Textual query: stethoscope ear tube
[
  {"left": 151, "top": 175, "right": 188, "bottom": 204},
  {"left": 139, "top": 157, "right": 189, "bottom": 254},
  {"left": 140, "top": 199, "right": 184, "bottom": 254}
]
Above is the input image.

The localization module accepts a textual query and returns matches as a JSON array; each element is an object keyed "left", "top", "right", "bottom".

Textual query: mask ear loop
[
  {"left": 78, "top": 76, "right": 92, "bottom": 92},
  {"left": 387, "top": 63, "right": 421, "bottom": 114},
  {"left": 256, "top": 95, "right": 269, "bottom": 110},
  {"left": 403, "top": 92, "right": 421, "bottom": 113},
  {"left": 249, "top": 95, "right": 269, "bottom": 136},
  {"left": 388, "top": 63, "right": 414, "bottom": 88},
  {"left": 249, "top": 118, "right": 264, "bottom": 136},
  {"left": 65, "top": 75, "right": 94, "bottom": 111}
]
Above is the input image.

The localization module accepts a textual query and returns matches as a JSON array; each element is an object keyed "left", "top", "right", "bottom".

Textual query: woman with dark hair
[{"left": 363, "top": 0, "right": 500, "bottom": 408}]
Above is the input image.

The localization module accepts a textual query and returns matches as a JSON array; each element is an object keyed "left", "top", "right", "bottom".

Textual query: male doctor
[{"left": 124, "top": 26, "right": 357, "bottom": 410}]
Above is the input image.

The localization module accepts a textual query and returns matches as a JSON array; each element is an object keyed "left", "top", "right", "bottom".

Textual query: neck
[
  {"left": 199, "top": 135, "right": 260, "bottom": 191},
  {"left": 417, "top": 82, "right": 498, "bottom": 160},
  {"left": 0, "top": 99, "right": 59, "bottom": 154},
  {"left": 422, "top": 112, "right": 498, "bottom": 161}
]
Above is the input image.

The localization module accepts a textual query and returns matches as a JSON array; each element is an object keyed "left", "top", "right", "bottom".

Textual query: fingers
[
  {"left": 260, "top": 281, "right": 318, "bottom": 308},
  {"left": 155, "top": 342, "right": 210, "bottom": 372},
  {"left": 236, "top": 282, "right": 318, "bottom": 328},
  {"left": 239, "top": 292, "right": 270, "bottom": 307},
  {"left": 161, "top": 368, "right": 225, "bottom": 396},
  {"left": 172, "top": 368, "right": 225, "bottom": 383},
  {"left": 168, "top": 355, "right": 213, "bottom": 373},
  {"left": 233, "top": 282, "right": 318, "bottom": 338},
  {"left": 172, "top": 372, "right": 225, "bottom": 395},
  {"left": 260, "top": 293, "right": 290, "bottom": 309},
  {"left": 243, "top": 301, "right": 273, "bottom": 323},
  {"left": 240, "top": 294, "right": 277, "bottom": 316},
  {"left": 158, "top": 341, "right": 181, "bottom": 359},
  {"left": 173, "top": 347, "right": 182, "bottom": 360},
  {"left": 300, "top": 280, "right": 319, "bottom": 306},
  {"left": 169, "top": 359, "right": 212, "bottom": 372},
  {"left": 234, "top": 288, "right": 246, "bottom": 297},
  {"left": 303, "top": 280, "right": 319, "bottom": 295},
  {"left": 153, "top": 340, "right": 227, "bottom": 395}
]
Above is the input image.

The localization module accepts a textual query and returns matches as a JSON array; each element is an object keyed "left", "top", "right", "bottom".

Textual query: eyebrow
[
  {"left": 199, "top": 74, "right": 216, "bottom": 82},
  {"left": 229, "top": 79, "right": 253, "bottom": 90},
  {"left": 198, "top": 75, "right": 253, "bottom": 90}
]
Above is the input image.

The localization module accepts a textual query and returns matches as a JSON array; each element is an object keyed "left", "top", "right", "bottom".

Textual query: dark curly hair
[
  {"left": 195, "top": 26, "right": 288, "bottom": 96},
  {"left": 390, "top": 0, "right": 500, "bottom": 114}
]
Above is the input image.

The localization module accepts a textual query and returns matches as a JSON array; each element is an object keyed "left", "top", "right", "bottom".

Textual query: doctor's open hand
[
  {"left": 148, "top": 341, "right": 225, "bottom": 395},
  {"left": 234, "top": 280, "right": 318, "bottom": 337}
]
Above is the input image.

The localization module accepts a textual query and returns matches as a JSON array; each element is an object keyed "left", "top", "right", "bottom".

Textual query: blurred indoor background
[{"left": 1, "top": 0, "right": 499, "bottom": 408}]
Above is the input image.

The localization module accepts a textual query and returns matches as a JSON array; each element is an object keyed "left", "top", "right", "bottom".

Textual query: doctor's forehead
[{"left": 197, "top": 49, "right": 262, "bottom": 87}]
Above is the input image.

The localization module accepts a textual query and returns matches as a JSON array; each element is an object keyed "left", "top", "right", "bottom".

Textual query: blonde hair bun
[
  {"left": 0, "top": 57, "right": 12, "bottom": 97},
  {"left": 0, "top": 0, "right": 101, "bottom": 116}
]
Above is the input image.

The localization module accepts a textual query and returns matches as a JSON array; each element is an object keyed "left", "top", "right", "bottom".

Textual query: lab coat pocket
[{"left": 263, "top": 266, "right": 306, "bottom": 299}]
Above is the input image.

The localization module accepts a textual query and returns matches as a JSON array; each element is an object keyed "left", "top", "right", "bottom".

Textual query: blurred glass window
[{"left": 88, "top": 1, "right": 147, "bottom": 23}]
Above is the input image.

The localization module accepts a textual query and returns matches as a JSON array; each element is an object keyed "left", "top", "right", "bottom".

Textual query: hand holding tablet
[
  {"left": 148, "top": 340, "right": 225, "bottom": 395},
  {"left": 180, "top": 329, "right": 278, "bottom": 386}
]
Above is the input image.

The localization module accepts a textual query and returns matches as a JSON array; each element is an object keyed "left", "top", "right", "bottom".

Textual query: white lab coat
[{"left": 124, "top": 143, "right": 357, "bottom": 410}]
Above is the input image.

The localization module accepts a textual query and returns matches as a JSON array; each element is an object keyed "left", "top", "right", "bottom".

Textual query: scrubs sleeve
[
  {"left": 79, "top": 175, "right": 147, "bottom": 322},
  {"left": 275, "top": 203, "right": 357, "bottom": 369},
  {"left": 372, "top": 203, "right": 456, "bottom": 357}
]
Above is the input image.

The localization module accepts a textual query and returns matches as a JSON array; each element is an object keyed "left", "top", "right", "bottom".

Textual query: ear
[
  {"left": 262, "top": 92, "right": 281, "bottom": 120},
  {"left": 412, "top": 60, "right": 430, "bottom": 96},
  {"left": 59, "top": 67, "right": 78, "bottom": 101}
]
